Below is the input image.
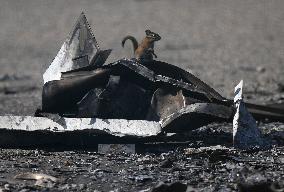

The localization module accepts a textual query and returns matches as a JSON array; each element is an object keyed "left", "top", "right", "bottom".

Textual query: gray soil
[{"left": 0, "top": 0, "right": 283, "bottom": 191}]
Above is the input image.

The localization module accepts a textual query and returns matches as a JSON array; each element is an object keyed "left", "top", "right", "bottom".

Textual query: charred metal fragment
[
  {"left": 142, "top": 60, "right": 228, "bottom": 102},
  {"left": 42, "top": 68, "right": 111, "bottom": 114},
  {"left": 40, "top": 12, "right": 284, "bottom": 140},
  {"left": 246, "top": 102, "right": 284, "bottom": 121},
  {"left": 0, "top": 116, "right": 161, "bottom": 137},
  {"left": 90, "top": 49, "right": 112, "bottom": 67},
  {"left": 61, "top": 49, "right": 112, "bottom": 78},
  {"left": 77, "top": 88, "right": 103, "bottom": 118},
  {"left": 43, "top": 12, "right": 107, "bottom": 83},
  {"left": 161, "top": 103, "right": 233, "bottom": 132},
  {"left": 233, "top": 80, "right": 270, "bottom": 149},
  {"left": 89, "top": 75, "right": 151, "bottom": 119},
  {"left": 112, "top": 59, "right": 224, "bottom": 103},
  {"left": 43, "top": 55, "right": 229, "bottom": 119}
]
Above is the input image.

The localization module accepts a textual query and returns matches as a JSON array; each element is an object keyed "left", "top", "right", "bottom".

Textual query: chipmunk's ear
[{"left": 145, "top": 30, "right": 151, "bottom": 35}]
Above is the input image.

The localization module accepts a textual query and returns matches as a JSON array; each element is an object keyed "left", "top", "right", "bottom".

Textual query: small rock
[
  {"left": 129, "top": 175, "right": 153, "bottom": 183},
  {"left": 59, "top": 184, "right": 71, "bottom": 190},
  {"left": 35, "top": 179, "right": 56, "bottom": 188},
  {"left": 14, "top": 172, "right": 58, "bottom": 188},
  {"left": 151, "top": 182, "right": 193, "bottom": 192},
  {"left": 160, "top": 159, "right": 174, "bottom": 168},
  {"left": 78, "top": 184, "right": 86, "bottom": 190},
  {"left": 256, "top": 66, "right": 266, "bottom": 73},
  {"left": 14, "top": 173, "right": 57, "bottom": 182},
  {"left": 109, "top": 189, "right": 121, "bottom": 192},
  {"left": 4, "top": 184, "right": 11, "bottom": 191},
  {"left": 225, "top": 163, "right": 236, "bottom": 170},
  {"left": 186, "top": 185, "right": 199, "bottom": 192},
  {"left": 276, "top": 157, "right": 284, "bottom": 164},
  {"left": 238, "top": 173, "right": 280, "bottom": 192}
]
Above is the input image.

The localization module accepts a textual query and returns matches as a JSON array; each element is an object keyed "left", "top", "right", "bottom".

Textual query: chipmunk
[{"left": 122, "top": 30, "right": 161, "bottom": 62}]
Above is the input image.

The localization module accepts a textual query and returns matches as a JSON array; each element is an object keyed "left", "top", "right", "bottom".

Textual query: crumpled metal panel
[
  {"left": 40, "top": 11, "right": 284, "bottom": 136},
  {"left": 233, "top": 80, "right": 269, "bottom": 149},
  {"left": 97, "top": 77, "right": 150, "bottom": 120},
  {"left": 43, "top": 12, "right": 103, "bottom": 83},
  {"left": 112, "top": 59, "right": 156, "bottom": 82},
  {"left": 41, "top": 68, "right": 112, "bottom": 114},
  {"left": 77, "top": 88, "right": 103, "bottom": 118},
  {"left": 161, "top": 103, "right": 233, "bottom": 132},
  {"left": 42, "top": 58, "right": 233, "bottom": 124},
  {"left": 142, "top": 60, "right": 227, "bottom": 102},
  {"left": 75, "top": 75, "right": 151, "bottom": 119},
  {"left": 113, "top": 59, "right": 224, "bottom": 102}
]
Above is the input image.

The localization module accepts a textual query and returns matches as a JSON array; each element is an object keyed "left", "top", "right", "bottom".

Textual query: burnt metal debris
[
  {"left": 1, "top": 12, "right": 284, "bottom": 149},
  {"left": 37, "top": 12, "right": 284, "bottom": 146},
  {"left": 233, "top": 80, "right": 270, "bottom": 150},
  {"left": 43, "top": 13, "right": 110, "bottom": 84},
  {"left": 40, "top": 13, "right": 284, "bottom": 125}
]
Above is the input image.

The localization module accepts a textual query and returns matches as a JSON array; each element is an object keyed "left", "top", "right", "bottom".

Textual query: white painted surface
[
  {"left": 0, "top": 116, "right": 161, "bottom": 137},
  {"left": 233, "top": 80, "right": 268, "bottom": 149},
  {"left": 43, "top": 41, "right": 74, "bottom": 83},
  {"left": 43, "top": 13, "right": 99, "bottom": 83}
]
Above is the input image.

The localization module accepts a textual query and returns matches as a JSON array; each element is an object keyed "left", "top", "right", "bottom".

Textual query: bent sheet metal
[
  {"left": 1, "top": 12, "right": 283, "bottom": 150},
  {"left": 40, "top": 13, "right": 284, "bottom": 133}
]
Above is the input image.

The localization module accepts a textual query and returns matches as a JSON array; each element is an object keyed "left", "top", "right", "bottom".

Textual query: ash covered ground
[{"left": 0, "top": 0, "right": 283, "bottom": 191}]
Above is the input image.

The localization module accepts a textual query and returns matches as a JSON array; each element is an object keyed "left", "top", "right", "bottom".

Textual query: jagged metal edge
[
  {"left": 233, "top": 80, "right": 268, "bottom": 149},
  {"left": 0, "top": 116, "right": 162, "bottom": 137},
  {"left": 160, "top": 103, "right": 233, "bottom": 128},
  {"left": 43, "top": 12, "right": 100, "bottom": 83}
]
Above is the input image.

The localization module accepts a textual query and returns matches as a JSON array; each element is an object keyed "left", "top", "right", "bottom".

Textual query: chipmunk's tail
[{"left": 122, "top": 36, "right": 138, "bottom": 54}]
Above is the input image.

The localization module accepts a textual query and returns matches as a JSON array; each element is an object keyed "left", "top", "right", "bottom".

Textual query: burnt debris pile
[
  {"left": 0, "top": 12, "right": 284, "bottom": 150},
  {"left": 40, "top": 13, "right": 284, "bottom": 128}
]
